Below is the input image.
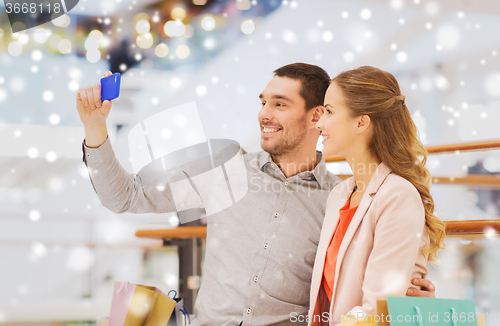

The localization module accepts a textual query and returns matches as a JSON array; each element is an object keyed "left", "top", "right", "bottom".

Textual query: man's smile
[{"left": 262, "top": 126, "right": 282, "bottom": 136}]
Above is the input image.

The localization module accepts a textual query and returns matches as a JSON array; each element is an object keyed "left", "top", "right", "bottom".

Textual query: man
[{"left": 77, "top": 63, "right": 435, "bottom": 326}]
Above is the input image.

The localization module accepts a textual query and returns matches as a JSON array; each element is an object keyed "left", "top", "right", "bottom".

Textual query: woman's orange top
[
  {"left": 310, "top": 197, "right": 358, "bottom": 325},
  {"left": 323, "top": 196, "right": 359, "bottom": 301}
]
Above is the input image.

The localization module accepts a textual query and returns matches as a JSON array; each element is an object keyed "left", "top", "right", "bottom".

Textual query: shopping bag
[
  {"left": 167, "top": 290, "right": 191, "bottom": 326},
  {"left": 108, "top": 281, "right": 176, "bottom": 326},
  {"left": 376, "top": 296, "right": 479, "bottom": 325}
]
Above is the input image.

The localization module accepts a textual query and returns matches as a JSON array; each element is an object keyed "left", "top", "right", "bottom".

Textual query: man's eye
[
  {"left": 276, "top": 103, "right": 284, "bottom": 107},
  {"left": 260, "top": 102, "right": 266, "bottom": 106}
]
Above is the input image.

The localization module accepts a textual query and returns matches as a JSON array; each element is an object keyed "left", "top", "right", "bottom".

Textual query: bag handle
[
  {"left": 116, "top": 282, "right": 129, "bottom": 294},
  {"left": 180, "top": 305, "right": 191, "bottom": 325},
  {"left": 413, "top": 306, "right": 424, "bottom": 326},
  {"left": 168, "top": 290, "right": 178, "bottom": 299}
]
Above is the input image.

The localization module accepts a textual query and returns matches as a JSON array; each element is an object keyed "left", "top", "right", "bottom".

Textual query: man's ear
[{"left": 311, "top": 105, "right": 324, "bottom": 124}]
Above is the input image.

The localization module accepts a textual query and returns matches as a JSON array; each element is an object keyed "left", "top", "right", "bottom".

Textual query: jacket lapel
[
  {"left": 330, "top": 162, "right": 393, "bottom": 308},
  {"left": 310, "top": 176, "right": 356, "bottom": 312}
]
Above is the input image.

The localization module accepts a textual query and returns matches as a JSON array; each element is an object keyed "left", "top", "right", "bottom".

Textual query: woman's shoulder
[
  {"left": 380, "top": 173, "right": 419, "bottom": 193},
  {"left": 375, "top": 173, "right": 422, "bottom": 205}
]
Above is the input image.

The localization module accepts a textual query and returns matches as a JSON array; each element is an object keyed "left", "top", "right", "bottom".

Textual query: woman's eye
[
  {"left": 326, "top": 109, "right": 332, "bottom": 114},
  {"left": 260, "top": 102, "right": 265, "bottom": 106}
]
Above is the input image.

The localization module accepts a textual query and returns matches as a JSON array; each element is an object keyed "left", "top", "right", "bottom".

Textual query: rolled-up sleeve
[{"left": 82, "top": 136, "right": 181, "bottom": 214}]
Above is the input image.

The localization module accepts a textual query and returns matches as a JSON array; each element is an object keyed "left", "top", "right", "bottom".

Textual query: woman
[{"left": 309, "top": 66, "right": 446, "bottom": 325}]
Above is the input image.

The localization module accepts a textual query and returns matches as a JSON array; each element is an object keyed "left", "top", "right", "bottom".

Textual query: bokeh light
[
  {"left": 31, "top": 242, "right": 46, "bottom": 258},
  {"left": 27, "top": 147, "right": 38, "bottom": 158},
  {"left": 43, "top": 90, "right": 54, "bottom": 102},
  {"left": 136, "top": 33, "right": 153, "bottom": 49},
  {"left": 88, "top": 30, "right": 103, "bottom": 43},
  {"left": 176, "top": 44, "right": 190, "bottom": 59},
  {"left": 201, "top": 16, "right": 216, "bottom": 31},
  {"left": 29, "top": 210, "right": 41, "bottom": 222},
  {"left": 68, "top": 80, "right": 79, "bottom": 92},
  {"left": 170, "top": 77, "right": 182, "bottom": 88},
  {"left": 52, "top": 14, "right": 70, "bottom": 27},
  {"left": 84, "top": 37, "right": 100, "bottom": 51},
  {"left": 360, "top": 8, "right": 372, "bottom": 20},
  {"left": 135, "top": 19, "right": 150, "bottom": 34},
  {"left": 33, "top": 28, "right": 51, "bottom": 43},
  {"left": 396, "top": 51, "right": 408, "bottom": 62},
  {"left": 58, "top": 39, "right": 72, "bottom": 54},
  {"left": 203, "top": 38, "right": 216, "bottom": 50},
  {"left": 171, "top": 7, "right": 186, "bottom": 20},
  {"left": 343, "top": 51, "right": 355, "bottom": 62},
  {"left": 196, "top": 85, "right": 207, "bottom": 96},
  {"left": 86, "top": 49, "right": 101, "bottom": 63},
  {"left": 155, "top": 43, "right": 169, "bottom": 57},
  {"left": 32, "top": 50, "right": 43, "bottom": 61},
  {"left": 10, "top": 76, "right": 26, "bottom": 93},
  {"left": 46, "top": 151, "right": 57, "bottom": 163},
  {"left": 66, "top": 246, "right": 94, "bottom": 272},
  {"left": 434, "top": 75, "right": 450, "bottom": 91},
  {"left": 282, "top": 30, "right": 297, "bottom": 44},
  {"left": 8, "top": 42, "right": 23, "bottom": 57},
  {"left": 236, "top": 0, "right": 252, "bottom": 10},
  {"left": 164, "top": 20, "right": 186, "bottom": 37},
  {"left": 241, "top": 20, "right": 255, "bottom": 35},
  {"left": 322, "top": 31, "right": 334, "bottom": 42},
  {"left": 49, "top": 113, "right": 61, "bottom": 125},
  {"left": 17, "top": 33, "right": 29, "bottom": 45}
]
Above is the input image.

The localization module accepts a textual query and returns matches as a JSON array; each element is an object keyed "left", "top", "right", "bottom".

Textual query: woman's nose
[{"left": 315, "top": 119, "right": 323, "bottom": 131}]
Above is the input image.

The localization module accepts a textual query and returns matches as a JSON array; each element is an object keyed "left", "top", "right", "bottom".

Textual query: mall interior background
[{"left": 1, "top": 0, "right": 500, "bottom": 324}]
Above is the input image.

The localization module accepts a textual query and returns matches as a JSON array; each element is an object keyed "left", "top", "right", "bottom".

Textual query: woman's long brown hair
[{"left": 333, "top": 66, "right": 446, "bottom": 262}]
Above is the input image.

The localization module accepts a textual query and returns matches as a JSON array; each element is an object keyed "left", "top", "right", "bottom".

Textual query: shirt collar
[{"left": 258, "top": 150, "right": 329, "bottom": 188}]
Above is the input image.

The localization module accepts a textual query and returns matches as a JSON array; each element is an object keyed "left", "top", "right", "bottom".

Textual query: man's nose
[{"left": 258, "top": 103, "right": 273, "bottom": 121}]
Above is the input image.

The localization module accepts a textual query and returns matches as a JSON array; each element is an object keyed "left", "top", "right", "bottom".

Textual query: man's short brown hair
[{"left": 273, "top": 63, "right": 330, "bottom": 110}]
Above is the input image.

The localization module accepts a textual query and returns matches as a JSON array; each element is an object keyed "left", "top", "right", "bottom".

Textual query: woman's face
[{"left": 315, "top": 82, "right": 359, "bottom": 157}]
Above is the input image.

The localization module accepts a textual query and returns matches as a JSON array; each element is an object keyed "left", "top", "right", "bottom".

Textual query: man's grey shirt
[{"left": 82, "top": 137, "right": 341, "bottom": 326}]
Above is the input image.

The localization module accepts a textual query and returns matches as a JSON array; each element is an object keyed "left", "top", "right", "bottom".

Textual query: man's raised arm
[{"left": 77, "top": 71, "right": 182, "bottom": 214}]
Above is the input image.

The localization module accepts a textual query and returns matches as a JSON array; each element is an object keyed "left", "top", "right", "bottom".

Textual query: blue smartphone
[{"left": 100, "top": 72, "right": 121, "bottom": 101}]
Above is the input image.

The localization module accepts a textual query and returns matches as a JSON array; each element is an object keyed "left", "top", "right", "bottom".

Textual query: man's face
[{"left": 258, "top": 76, "right": 309, "bottom": 157}]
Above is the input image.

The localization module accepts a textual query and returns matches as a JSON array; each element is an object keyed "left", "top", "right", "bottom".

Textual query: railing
[
  {"left": 445, "top": 220, "right": 500, "bottom": 237},
  {"left": 325, "top": 138, "right": 500, "bottom": 163},
  {"left": 135, "top": 220, "right": 500, "bottom": 240},
  {"left": 136, "top": 226, "right": 207, "bottom": 239}
]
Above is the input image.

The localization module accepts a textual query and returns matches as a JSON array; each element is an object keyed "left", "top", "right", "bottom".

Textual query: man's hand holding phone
[{"left": 77, "top": 71, "right": 115, "bottom": 148}]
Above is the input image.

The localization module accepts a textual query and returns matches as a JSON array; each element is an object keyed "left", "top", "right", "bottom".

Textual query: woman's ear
[
  {"left": 356, "top": 115, "right": 371, "bottom": 134},
  {"left": 311, "top": 105, "right": 324, "bottom": 124}
]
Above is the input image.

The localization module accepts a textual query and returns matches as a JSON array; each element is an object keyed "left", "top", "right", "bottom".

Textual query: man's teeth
[{"left": 263, "top": 127, "right": 280, "bottom": 133}]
